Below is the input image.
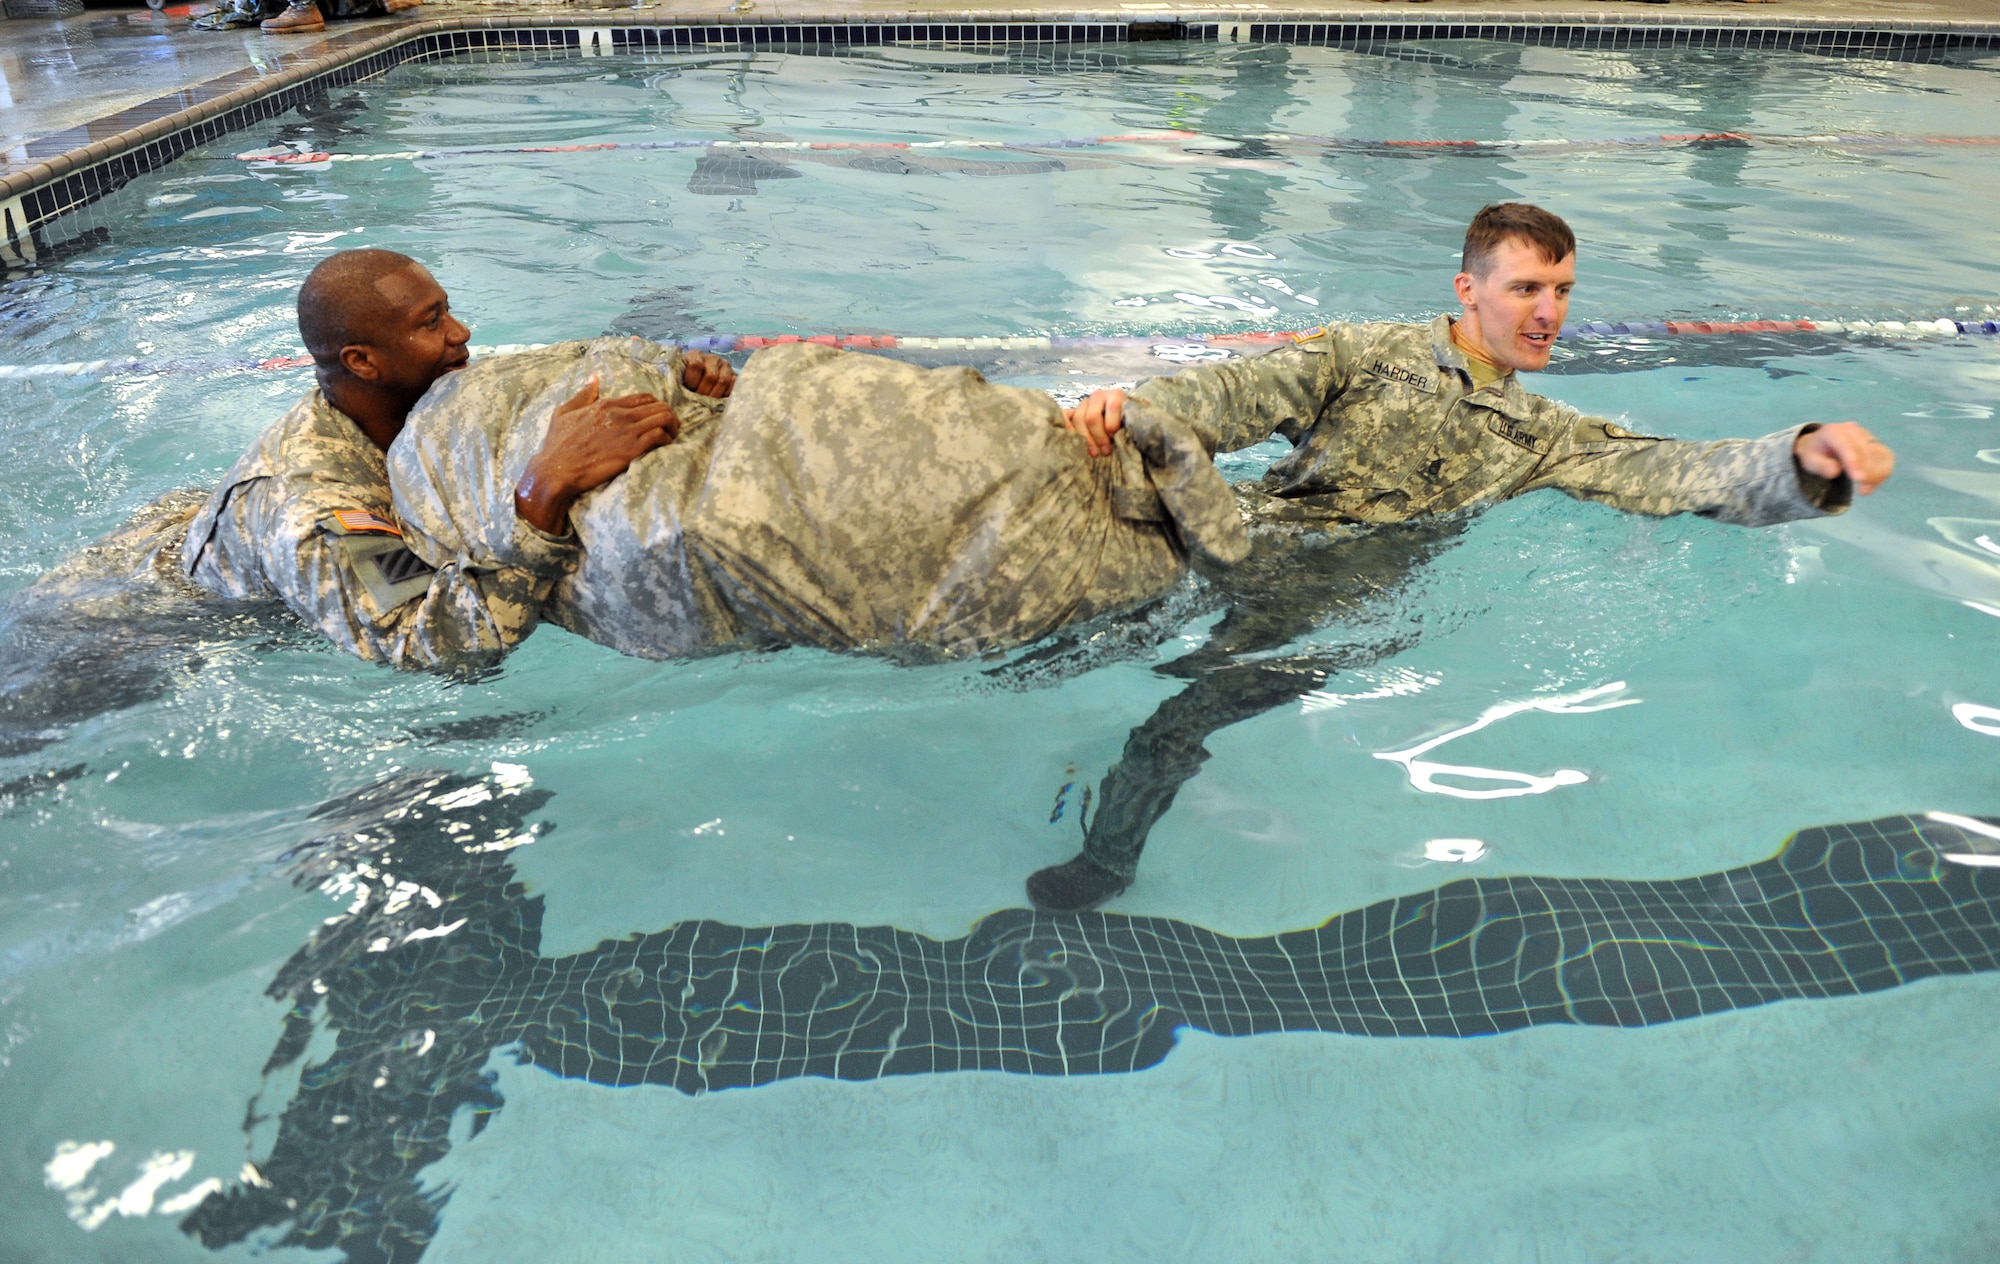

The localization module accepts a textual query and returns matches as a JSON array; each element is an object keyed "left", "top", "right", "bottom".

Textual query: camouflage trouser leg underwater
[{"left": 1078, "top": 516, "right": 1467, "bottom": 880}]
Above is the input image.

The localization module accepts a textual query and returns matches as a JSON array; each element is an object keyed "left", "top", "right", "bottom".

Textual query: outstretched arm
[{"left": 1525, "top": 414, "right": 1894, "bottom": 527}]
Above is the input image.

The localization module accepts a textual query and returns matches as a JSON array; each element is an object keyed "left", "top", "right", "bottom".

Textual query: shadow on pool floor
[{"left": 177, "top": 765, "right": 2000, "bottom": 1262}]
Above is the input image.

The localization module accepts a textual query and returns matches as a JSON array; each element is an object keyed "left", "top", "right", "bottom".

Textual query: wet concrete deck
[
  {"left": 0, "top": 6, "right": 411, "bottom": 162},
  {"left": 5, "top": 0, "right": 1998, "bottom": 163}
]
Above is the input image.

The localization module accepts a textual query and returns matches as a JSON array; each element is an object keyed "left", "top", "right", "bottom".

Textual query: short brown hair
[{"left": 1461, "top": 203, "right": 1575, "bottom": 276}]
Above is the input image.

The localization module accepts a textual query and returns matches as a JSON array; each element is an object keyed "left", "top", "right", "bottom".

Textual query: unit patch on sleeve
[{"left": 322, "top": 512, "right": 436, "bottom": 610}]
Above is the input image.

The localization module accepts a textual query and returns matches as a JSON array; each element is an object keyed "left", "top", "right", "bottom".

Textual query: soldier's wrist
[{"left": 513, "top": 462, "right": 578, "bottom": 537}]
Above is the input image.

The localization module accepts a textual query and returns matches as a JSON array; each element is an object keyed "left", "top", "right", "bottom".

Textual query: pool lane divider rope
[
  {"left": 230, "top": 132, "right": 1207, "bottom": 166},
  {"left": 228, "top": 130, "right": 2000, "bottom": 167},
  {"left": 4, "top": 317, "right": 1997, "bottom": 382},
  {"left": 1264, "top": 131, "right": 2000, "bottom": 154}
]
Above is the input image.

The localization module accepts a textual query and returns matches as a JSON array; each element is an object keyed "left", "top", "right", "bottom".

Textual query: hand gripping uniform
[
  {"left": 1135, "top": 315, "right": 1851, "bottom": 528},
  {"left": 180, "top": 389, "right": 577, "bottom": 671},
  {"left": 388, "top": 336, "right": 1249, "bottom": 662}
]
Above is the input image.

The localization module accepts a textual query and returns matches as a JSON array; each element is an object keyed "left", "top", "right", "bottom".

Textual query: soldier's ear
[
  {"left": 339, "top": 343, "right": 382, "bottom": 383},
  {"left": 1452, "top": 271, "right": 1478, "bottom": 308}
]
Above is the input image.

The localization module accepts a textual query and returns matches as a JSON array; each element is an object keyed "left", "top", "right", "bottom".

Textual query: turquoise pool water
[{"left": 4, "top": 37, "right": 2000, "bottom": 1262}]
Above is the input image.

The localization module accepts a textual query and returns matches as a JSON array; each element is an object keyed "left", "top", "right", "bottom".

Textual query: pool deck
[{"left": 3, "top": 0, "right": 1998, "bottom": 165}]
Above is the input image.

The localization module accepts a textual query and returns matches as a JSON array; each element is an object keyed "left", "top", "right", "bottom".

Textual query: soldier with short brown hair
[{"left": 1030, "top": 202, "right": 1896, "bottom": 913}]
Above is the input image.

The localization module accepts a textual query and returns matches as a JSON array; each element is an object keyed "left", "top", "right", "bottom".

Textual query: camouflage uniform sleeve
[
  {"left": 222, "top": 475, "right": 569, "bottom": 672},
  {"left": 1522, "top": 412, "right": 1852, "bottom": 528},
  {"left": 1129, "top": 327, "right": 1357, "bottom": 454}
]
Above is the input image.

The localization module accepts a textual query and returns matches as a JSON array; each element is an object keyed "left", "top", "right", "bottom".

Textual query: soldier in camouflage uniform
[
  {"left": 184, "top": 246, "right": 1242, "bottom": 673},
  {"left": 1027, "top": 202, "right": 1897, "bottom": 912},
  {"left": 182, "top": 249, "right": 733, "bottom": 673},
  {"left": 1121, "top": 315, "right": 1847, "bottom": 529},
  {"left": 389, "top": 336, "right": 1248, "bottom": 662}
]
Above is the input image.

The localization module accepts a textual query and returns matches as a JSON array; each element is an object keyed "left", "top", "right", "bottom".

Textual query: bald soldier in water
[
  {"left": 181, "top": 249, "right": 737, "bottom": 670},
  {"left": 186, "top": 248, "right": 1246, "bottom": 671}
]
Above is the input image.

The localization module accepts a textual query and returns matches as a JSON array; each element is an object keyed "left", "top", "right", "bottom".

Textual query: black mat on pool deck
[{"left": 183, "top": 770, "right": 2000, "bottom": 1261}]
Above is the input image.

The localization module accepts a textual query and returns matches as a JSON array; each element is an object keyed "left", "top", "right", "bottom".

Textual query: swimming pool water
[{"left": 4, "top": 37, "right": 2000, "bottom": 1262}]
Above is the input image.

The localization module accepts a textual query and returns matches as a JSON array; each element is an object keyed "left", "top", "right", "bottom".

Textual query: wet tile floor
[{"left": 0, "top": 7, "right": 410, "bottom": 164}]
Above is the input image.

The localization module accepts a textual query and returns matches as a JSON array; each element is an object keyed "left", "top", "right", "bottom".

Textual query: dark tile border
[
  {"left": 3, "top": 10, "right": 1997, "bottom": 269},
  {"left": 1238, "top": 19, "right": 2000, "bottom": 53}
]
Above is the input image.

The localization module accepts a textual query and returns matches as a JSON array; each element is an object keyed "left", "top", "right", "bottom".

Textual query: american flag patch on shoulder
[
  {"left": 326, "top": 508, "right": 402, "bottom": 537},
  {"left": 1291, "top": 327, "right": 1328, "bottom": 344}
]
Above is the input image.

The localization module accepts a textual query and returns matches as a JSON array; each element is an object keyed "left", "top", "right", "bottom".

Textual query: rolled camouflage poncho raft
[{"left": 388, "top": 337, "right": 1249, "bottom": 661}]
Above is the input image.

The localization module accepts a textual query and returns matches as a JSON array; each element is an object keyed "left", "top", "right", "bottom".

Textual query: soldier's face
[
  {"left": 1452, "top": 239, "right": 1575, "bottom": 373},
  {"left": 361, "top": 265, "right": 472, "bottom": 401}
]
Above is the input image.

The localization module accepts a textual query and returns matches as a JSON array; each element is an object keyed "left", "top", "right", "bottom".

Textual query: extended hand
[
  {"left": 1794, "top": 421, "right": 1895, "bottom": 496},
  {"left": 682, "top": 350, "right": 736, "bottom": 399},
  {"left": 1062, "top": 388, "right": 1127, "bottom": 457},
  {"left": 513, "top": 376, "right": 680, "bottom": 535}
]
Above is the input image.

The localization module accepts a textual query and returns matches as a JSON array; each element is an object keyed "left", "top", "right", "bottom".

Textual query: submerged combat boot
[
  {"left": 260, "top": 0, "right": 325, "bottom": 32},
  {"left": 1026, "top": 853, "right": 1130, "bottom": 914}
]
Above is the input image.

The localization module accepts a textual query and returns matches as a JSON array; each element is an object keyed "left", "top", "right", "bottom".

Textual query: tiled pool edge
[{"left": 4, "top": 9, "right": 1998, "bottom": 268}]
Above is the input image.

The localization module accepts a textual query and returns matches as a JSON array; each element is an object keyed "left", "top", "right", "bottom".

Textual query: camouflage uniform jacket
[
  {"left": 181, "top": 388, "right": 576, "bottom": 671},
  {"left": 391, "top": 338, "right": 1244, "bottom": 663},
  {"left": 1132, "top": 315, "right": 1850, "bottom": 527}
]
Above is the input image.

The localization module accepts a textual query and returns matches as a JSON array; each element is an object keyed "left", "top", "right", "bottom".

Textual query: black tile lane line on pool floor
[
  {"left": 5, "top": 13, "right": 2000, "bottom": 275},
  {"left": 173, "top": 767, "right": 2000, "bottom": 1261}
]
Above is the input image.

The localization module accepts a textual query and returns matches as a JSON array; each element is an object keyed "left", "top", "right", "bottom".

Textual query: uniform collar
[
  {"left": 1429, "top": 314, "right": 1541, "bottom": 421},
  {"left": 1428, "top": 314, "right": 1470, "bottom": 376},
  {"left": 305, "top": 388, "right": 392, "bottom": 471},
  {"left": 1430, "top": 314, "right": 1509, "bottom": 384}
]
